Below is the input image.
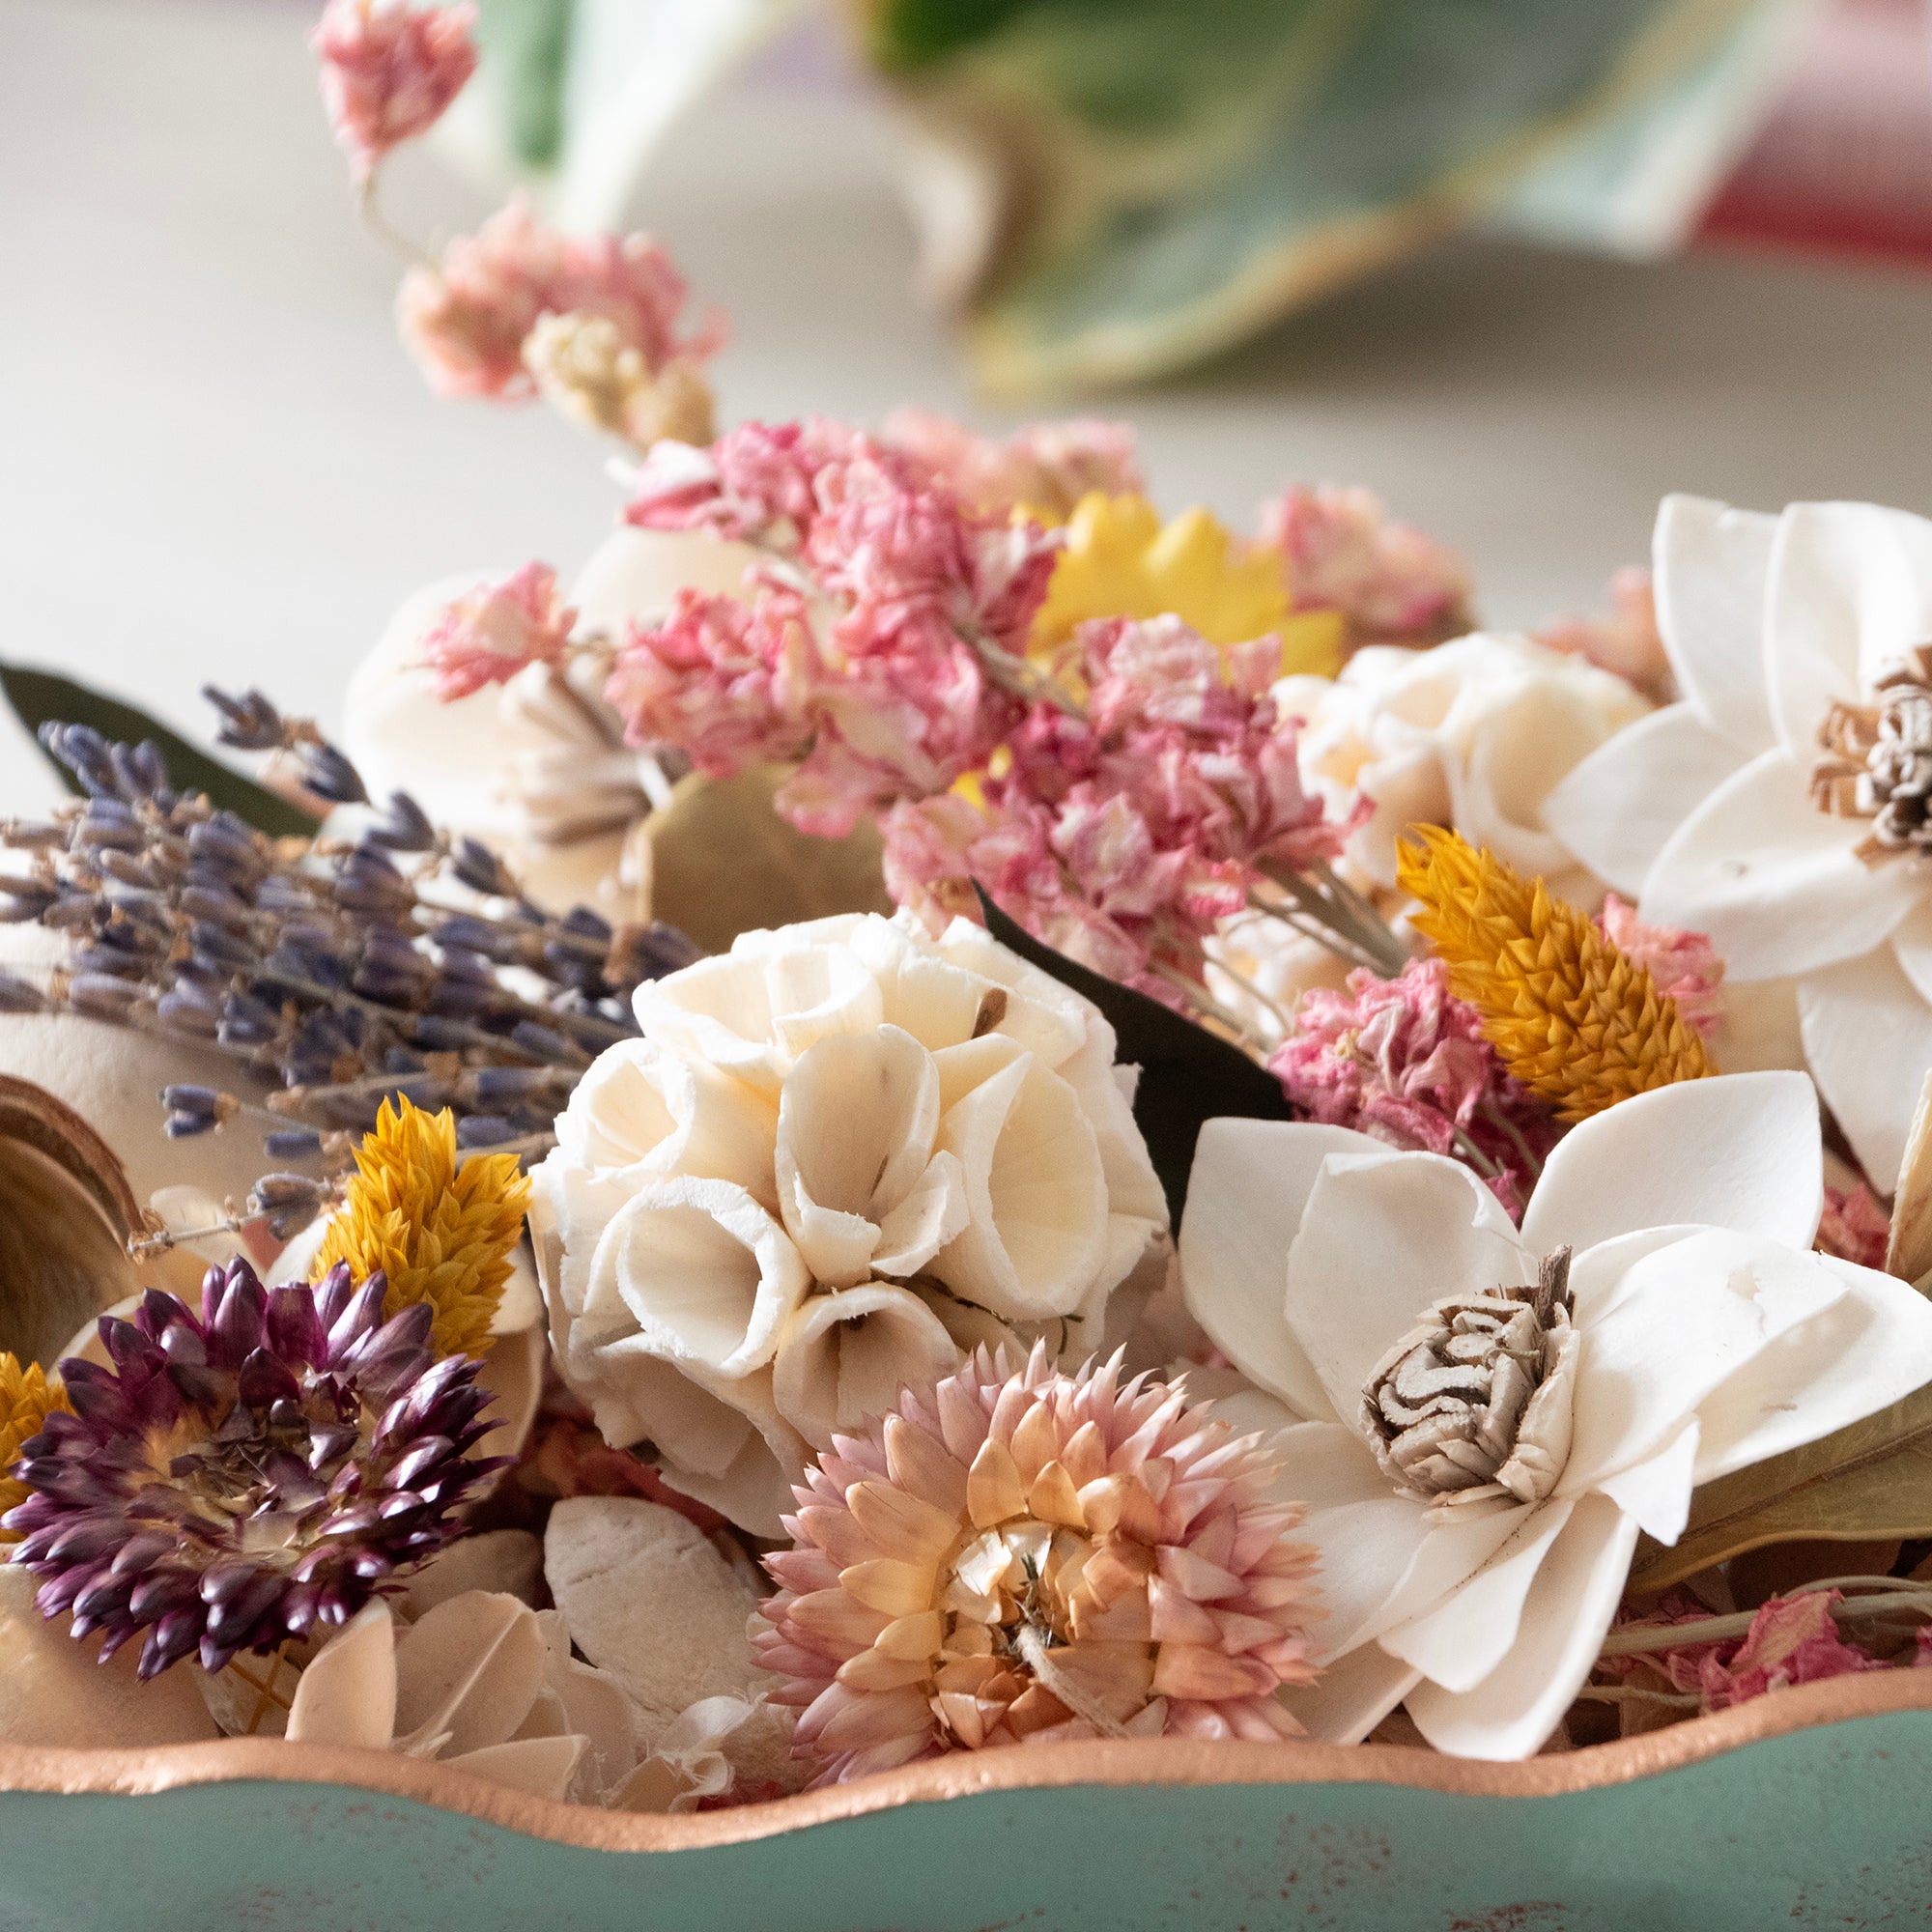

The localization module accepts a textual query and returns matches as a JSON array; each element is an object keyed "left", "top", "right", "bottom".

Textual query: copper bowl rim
[{"left": 1, "top": 1668, "right": 1927, "bottom": 1851}]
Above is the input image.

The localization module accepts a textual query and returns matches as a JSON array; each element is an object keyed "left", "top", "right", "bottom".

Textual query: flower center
[
  {"left": 1812, "top": 649, "right": 1932, "bottom": 864},
  {"left": 1360, "top": 1246, "right": 1577, "bottom": 1513}
]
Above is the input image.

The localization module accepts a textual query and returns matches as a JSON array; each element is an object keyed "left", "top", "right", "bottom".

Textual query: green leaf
[
  {"left": 474, "top": 0, "right": 575, "bottom": 169},
  {"left": 0, "top": 663, "right": 320, "bottom": 839},
  {"left": 866, "top": 0, "right": 1776, "bottom": 396},
  {"left": 1629, "top": 1382, "right": 1932, "bottom": 1595},
  {"left": 974, "top": 885, "right": 1292, "bottom": 1222}
]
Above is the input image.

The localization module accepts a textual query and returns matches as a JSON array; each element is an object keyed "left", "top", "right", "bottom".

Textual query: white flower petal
[
  {"left": 444, "top": 1735, "right": 586, "bottom": 1802},
  {"left": 569, "top": 526, "right": 759, "bottom": 636},
  {"left": 932, "top": 915, "right": 1093, "bottom": 1065},
  {"left": 1692, "top": 1257, "right": 1932, "bottom": 1482},
  {"left": 1520, "top": 1070, "right": 1823, "bottom": 1256},
  {"left": 1594, "top": 1418, "right": 1700, "bottom": 1546},
  {"left": 285, "top": 1603, "right": 397, "bottom": 1750},
  {"left": 1275, "top": 1643, "right": 1422, "bottom": 1745},
  {"left": 1643, "top": 749, "right": 1921, "bottom": 980},
  {"left": 1799, "top": 948, "right": 1932, "bottom": 1192},
  {"left": 1893, "top": 899, "right": 1932, "bottom": 1009},
  {"left": 1766, "top": 500, "right": 1932, "bottom": 755},
  {"left": 929, "top": 1042, "right": 1109, "bottom": 1321},
  {"left": 1405, "top": 1492, "right": 1639, "bottom": 1760},
  {"left": 1560, "top": 1231, "right": 1848, "bottom": 1493},
  {"left": 1178, "top": 1120, "right": 1384, "bottom": 1422},
  {"left": 1379, "top": 1500, "right": 1575, "bottom": 1695},
  {"left": 1283, "top": 1151, "right": 1529, "bottom": 1426},
  {"left": 392, "top": 1593, "right": 548, "bottom": 1757},
  {"left": 871, "top": 1151, "right": 970, "bottom": 1278},
  {"left": 1054, "top": 1017, "right": 1169, "bottom": 1227},
  {"left": 1352, "top": 1509, "right": 1530, "bottom": 1651},
  {"left": 592, "top": 1178, "right": 810, "bottom": 1377},
  {"left": 771, "top": 1282, "right": 962, "bottom": 1450},
  {"left": 1542, "top": 703, "right": 1748, "bottom": 898},
  {"left": 1651, "top": 494, "right": 1779, "bottom": 753},
  {"left": 1298, "top": 1495, "right": 1440, "bottom": 1665}
]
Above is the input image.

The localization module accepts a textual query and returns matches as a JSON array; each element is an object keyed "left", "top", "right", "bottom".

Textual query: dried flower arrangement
[{"left": 6, "top": 0, "right": 1932, "bottom": 1851}]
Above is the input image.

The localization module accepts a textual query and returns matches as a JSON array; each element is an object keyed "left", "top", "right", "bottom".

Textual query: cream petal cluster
[
  {"left": 1278, "top": 632, "right": 1651, "bottom": 900},
  {"left": 1546, "top": 495, "right": 1932, "bottom": 1187},
  {"left": 530, "top": 911, "right": 1170, "bottom": 1534},
  {"left": 340, "top": 526, "right": 758, "bottom": 915},
  {"left": 1178, "top": 1071, "right": 1932, "bottom": 1760}
]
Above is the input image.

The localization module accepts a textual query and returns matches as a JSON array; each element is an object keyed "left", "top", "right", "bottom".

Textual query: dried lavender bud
[
  {"left": 509, "top": 1019, "right": 581, "bottom": 1064},
  {"left": 366, "top": 790, "right": 435, "bottom": 853},
  {"left": 246, "top": 1172, "right": 331, "bottom": 1238},
  {"left": 0, "top": 971, "right": 47, "bottom": 1013},
  {"left": 557, "top": 905, "right": 612, "bottom": 944},
  {"left": 202, "top": 685, "right": 286, "bottom": 752},
  {"left": 455, "top": 1115, "right": 516, "bottom": 1149},
  {"left": 187, "top": 812, "right": 268, "bottom": 886},
  {"left": 470, "top": 1065, "right": 559, "bottom": 1105},
  {"left": 0, "top": 881, "right": 57, "bottom": 922},
  {"left": 450, "top": 838, "right": 514, "bottom": 898},
  {"left": 39, "top": 723, "right": 119, "bottom": 799},
  {"left": 156, "top": 983, "right": 222, "bottom": 1037},
  {"left": 218, "top": 989, "right": 281, "bottom": 1050},
  {"left": 430, "top": 913, "right": 509, "bottom": 959},
  {"left": 67, "top": 974, "right": 144, "bottom": 1021},
  {"left": 178, "top": 881, "right": 251, "bottom": 927},
  {"left": 295, "top": 741, "right": 368, "bottom": 807},
  {"left": 608, "top": 920, "right": 705, "bottom": 988},
  {"left": 1, "top": 821, "right": 68, "bottom": 851},
  {"left": 264, "top": 1127, "right": 324, "bottom": 1161}
]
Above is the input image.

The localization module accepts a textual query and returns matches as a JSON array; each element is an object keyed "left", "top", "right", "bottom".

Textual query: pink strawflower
[
  {"left": 753, "top": 1345, "right": 1321, "bottom": 1786},
  {"left": 1537, "top": 568, "right": 1675, "bottom": 704},
  {"left": 879, "top": 409, "right": 1144, "bottom": 521},
  {"left": 1818, "top": 1180, "right": 1890, "bottom": 1271},
  {"left": 1605, "top": 1592, "right": 1887, "bottom": 1716},
  {"left": 1262, "top": 484, "right": 1474, "bottom": 642},
  {"left": 1269, "top": 957, "right": 1558, "bottom": 1217},
  {"left": 397, "top": 196, "right": 724, "bottom": 404},
  {"left": 1596, "top": 894, "right": 1725, "bottom": 1039},
  {"left": 312, "top": 0, "right": 478, "bottom": 183},
  {"left": 612, "top": 420, "right": 1057, "bottom": 837},
  {"left": 419, "top": 561, "right": 577, "bottom": 700}
]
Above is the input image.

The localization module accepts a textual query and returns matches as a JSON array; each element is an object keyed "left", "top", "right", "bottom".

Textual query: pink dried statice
[
  {"left": 419, "top": 561, "right": 577, "bottom": 700},
  {"left": 1269, "top": 957, "right": 1556, "bottom": 1216},
  {"left": 1537, "top": 568, "right": 1675, "bottom": 704},
  {"left": 1605, "top": 1591, "right": 1887, "bottom": 1716},
  {"left": 398, "top": 197, "right": 724, "bottom": 404},
  {"left": 612, "top": 420, "right": 1058, "bottom": 837},
  {"left": 1818, "top": 1180, "right": 1890, "bottom": 1270},
  {"left": 1596, "top": 894, "right": 1725, "bottom": 1040},
  {"left": 879, "top": 409, "right": 1144, "bottom": 522},
  {"left": 753, "top": 1345, "right": 1320, "bottom": 1785},
  {"left": 312, "top": 0, "right": 478, "bottom": 183},
  {"left": 1262, "top": 484, "right": 1474, "bottom": 643}
]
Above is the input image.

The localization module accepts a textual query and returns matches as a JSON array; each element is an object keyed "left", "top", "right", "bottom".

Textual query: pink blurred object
[
  {"left": 419, "top": 561, "right": 577, "bottom": 700},
  {"left": 1596, "top": 895, "right": 1726, "bottom": 1040},
  {"left": 312, "top": 0, "right": 477, "bottom": 184}
]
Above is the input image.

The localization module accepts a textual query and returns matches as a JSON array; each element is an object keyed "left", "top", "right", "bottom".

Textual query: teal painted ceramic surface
[{"left": 2, "top": 1683, "right": 1929, "bottom": 1931}]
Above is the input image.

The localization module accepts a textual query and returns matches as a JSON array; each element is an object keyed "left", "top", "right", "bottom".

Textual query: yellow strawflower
[
  {"left": 311, "top": 1096, "right": 531, "bottom": 1360},
  {"left": 1397, "top": 825, "right": 1714, "bottom": 1122},
  {"left": 1029, "top": 492, "right": 1342, "bottom": 677},
  {"left": 0, "top": 1356, "right": 70, "bottom": 1540}
]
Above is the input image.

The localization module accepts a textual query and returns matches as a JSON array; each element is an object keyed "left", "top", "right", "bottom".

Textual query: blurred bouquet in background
[{"left": 426, "top": 0, "right": 1932, "bottom": 396}]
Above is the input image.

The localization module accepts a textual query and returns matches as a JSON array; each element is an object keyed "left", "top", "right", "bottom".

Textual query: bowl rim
[{"left": 1, "top": 1668, "right": 1927, "bottom": 1852}]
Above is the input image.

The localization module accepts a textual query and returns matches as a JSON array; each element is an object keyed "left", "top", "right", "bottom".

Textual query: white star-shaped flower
[
  {"left": 1547, "top": 494, "right": 1932, "bottom": 1186},
  {"left": 1178, "top": 1071, "right": 1932, "bottom": 1759}
]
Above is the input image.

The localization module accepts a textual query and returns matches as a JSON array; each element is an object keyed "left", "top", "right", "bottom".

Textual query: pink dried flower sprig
[
  {"left": 753, "top": 1345, "right": 1321, "bottom": 1787},
  {"left": 879, "top": 409, "right": 1145, "bottom": 523},
  {"left": 399, "top": 197, "right": 725, "bottom": 406},
  {"left": 1263, "top": 483, "right": 1474, "bottom": 642},
  {"left": 1595, "top": 894, "right": 1725, "bottom": 1039},
  {"left": 4, "top": 1260, "right": 502, "bottom": 1680},
  {"left": 1818, "top": 1181, "right": 1890, "bottom": 1271},
  {"left": 420, "top": 561, "right": 579, "bottom": 701},
  {"left": 1269, "top": 956, "right": 1560, "bottom": 1218},
  {"left": 312, "top": 0, "right": 478, "bottom": 183}
]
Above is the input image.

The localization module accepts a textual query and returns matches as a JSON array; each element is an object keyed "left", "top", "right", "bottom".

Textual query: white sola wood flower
[
  {"left": 529, "top": 911, "right": 1169, "bottom": 1534},
  {"left": 1178, "top": 1071, "right": 1932, "bottom": 1760},
  {"left": 1546, "top": 494, "right": 1932, "bottom": 1187}
]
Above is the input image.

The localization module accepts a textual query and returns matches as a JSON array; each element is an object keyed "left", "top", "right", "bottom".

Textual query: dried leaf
[
  {"left": 973, "top": 887, "right": 1292, "bottom": 1223},
  {"left": 1888, "top": 1068, "right": 1932, "bottom": 1284},
  {"left": 1629, "top": 1382, "right": 1932, "bottom": 1594},
  {"left": 0, "top": 662, "right": 319, "bottom": 838},
  {"left": 643, "top": 765, "right": 893, "bottom": 953}
]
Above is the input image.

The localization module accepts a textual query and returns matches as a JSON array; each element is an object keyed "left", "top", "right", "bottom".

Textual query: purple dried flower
[{"left": 3, "top": 1259, "right": 502, "bottom": 1680}]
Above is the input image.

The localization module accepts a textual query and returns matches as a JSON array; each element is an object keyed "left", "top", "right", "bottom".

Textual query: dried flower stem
[{"left": 1598, "top": 1577, "right": 1932, "bottom": 1659}]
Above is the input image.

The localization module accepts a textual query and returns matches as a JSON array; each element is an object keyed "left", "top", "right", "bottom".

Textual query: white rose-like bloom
[
  {"left": 529, "top": 911, "right": 1171, "bottom": 1534},
  {"left": 340, "top": 526, "right": 758, "bottom": 915},
  {"left": 1278, "top": 632, "right": 1651, "bottom": 902},
  {"left": 1178, "top": 1071, "right": 1932, "bottom": 1761},
  {"left": 1548, "top": 494, "right": 1932, "bottom": 1188}
]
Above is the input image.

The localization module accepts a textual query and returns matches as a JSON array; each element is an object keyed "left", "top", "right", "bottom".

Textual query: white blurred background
[{"left": 6, "top": 0, "right": 1932, "bottom": 811}]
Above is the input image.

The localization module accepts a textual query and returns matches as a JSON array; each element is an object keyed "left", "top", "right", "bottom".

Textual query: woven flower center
[
  {"left": 1812, "top": 648, "right": 1932, "bottom": 863},
  {"left": 1360, "top": 1246, "right": 1577, "bottom": 1512}
]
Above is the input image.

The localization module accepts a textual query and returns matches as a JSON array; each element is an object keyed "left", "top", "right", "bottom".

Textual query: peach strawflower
[{"left": 753, "top": 1345, "right": 1321, "bottom": 1786}]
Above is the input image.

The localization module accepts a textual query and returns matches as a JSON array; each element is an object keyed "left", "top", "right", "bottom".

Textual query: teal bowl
[{"left": 1, "top": 1672, "right": 1926, "bottom": 1929}]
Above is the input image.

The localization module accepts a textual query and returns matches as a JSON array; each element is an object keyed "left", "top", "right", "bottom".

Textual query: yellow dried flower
[
  {"left": 0, "top": 1355, "right": 70, "bottom": 1540},
  {"left": 1029, "top": 492, "right": 1342, "bottom": 677},
  {"left": 310, "top": 1096, "right": 531, "bottom": 1359},
  {"left": 1397, "top": 825, "right": 1715, "bottom": 1122}
]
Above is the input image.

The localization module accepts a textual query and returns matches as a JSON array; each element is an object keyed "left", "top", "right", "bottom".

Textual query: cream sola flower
[
  {"left": 1177, "top": 1070, "right": 1932, "bottom": 1760},
  {"left": 527, "top": 911, "right": 1171, "bottom": 1535},
  {"left": 1545, "top": 495, "right": 1932, "bottom": 1187}
]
